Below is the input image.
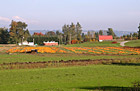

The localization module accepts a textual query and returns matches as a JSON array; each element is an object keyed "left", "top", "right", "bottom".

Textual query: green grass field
[
  {"left": 62, "top": 41, "right": 121, "bottom": 47},
  {"left": 0, "top": 65, "right": 140, "bottom": 91},
  {"left": 0, "top": 53, "right": 140, "bottom": 64},
  {"left": 0, "top": 41, "right": 140, "bottom": 91},
  {"left": 125, "top": 40, "right": 140, "bottom": 47}
]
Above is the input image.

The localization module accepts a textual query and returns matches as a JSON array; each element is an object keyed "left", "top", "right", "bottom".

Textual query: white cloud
[
  {"left": 12, "top": 16, "right": 26, "bottom": 22},
  {"left": 12, "top": 16, "right": 38, "bottom": 24},
  {"left": 0, "top": 16, "right": 39, "bottom": 27},
  {"left": 0, "top": 16, "right": 10, "bottom": 22}
]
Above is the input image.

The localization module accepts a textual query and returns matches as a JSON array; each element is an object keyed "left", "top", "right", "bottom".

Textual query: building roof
[
  {"left": 99, "top": 35, "right": 113, "bottom": 40},
  {"left": 33, "top": 32, "right": 44, "bottom": 36}
]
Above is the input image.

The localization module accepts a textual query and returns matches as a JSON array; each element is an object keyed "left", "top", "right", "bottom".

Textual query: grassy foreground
[
  {"left": 125, "top": 40, "right": 140, "bottom": 47},
  {"left": 0, "top": 65, "right": 140, "bottom": 91},
  {"left": 0, "top": 42, "right": 140, "bottom": 91}
]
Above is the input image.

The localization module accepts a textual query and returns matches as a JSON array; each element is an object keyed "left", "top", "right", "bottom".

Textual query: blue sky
[{"left": 0, "top": 0, "right": 140, "bottom": 31}]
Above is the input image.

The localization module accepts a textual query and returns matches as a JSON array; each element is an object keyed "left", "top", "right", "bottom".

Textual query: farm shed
[
  {"left": 99, "top": 35, "right": 113, "bottom": 42},
  {"left": 43, "top": 41, "right": 58, "bottom": 46},
  {"left": 18, "top": 41, "right": 34, "bottom": 46}
]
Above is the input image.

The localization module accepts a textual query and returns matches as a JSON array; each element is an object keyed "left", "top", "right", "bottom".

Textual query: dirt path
[{"left": 120, "top": 41, "right": 129, "bottom": 46}]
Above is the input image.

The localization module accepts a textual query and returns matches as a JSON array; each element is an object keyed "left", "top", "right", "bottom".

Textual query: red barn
[{"left": 99, "top": 35, "right": 113, "bottom": 41}]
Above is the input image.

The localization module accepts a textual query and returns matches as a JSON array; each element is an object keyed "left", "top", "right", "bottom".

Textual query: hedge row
[{"left": 27, "top": 36, "right": 59, "bottom": 45}]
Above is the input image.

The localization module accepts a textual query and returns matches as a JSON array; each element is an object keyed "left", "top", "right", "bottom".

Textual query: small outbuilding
[
  {"left": 43, "top": 41, "right": 58, "bottom": 46},
  {"left": 99, "top": 35, "right": 113, "bottom": 42},
  {"left": 18, "top": 41, "right": 35, "bottom": 46}
]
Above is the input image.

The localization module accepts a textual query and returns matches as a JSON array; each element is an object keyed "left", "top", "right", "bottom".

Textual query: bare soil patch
[{"left": 0, "top": 57, "right": 140, "bottom": 70}]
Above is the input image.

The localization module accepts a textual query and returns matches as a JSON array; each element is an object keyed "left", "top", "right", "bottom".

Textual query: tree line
[
  {"left": 62, "top": 22, "right": 82, "bottom": 44},
  {"left": 1, "top": 21, "right": 140, "bottom": 44},
  {"left": 0, "top": 20, "right": 30, "bottom": 44},
  {"left": 121, "top": 33, "right": 138, "bottom": 40},
  {"left": 27, "top": 22, "right": 82, "bottom": 45},
  {"left": 120, "top": 24, "right": 140, "bottom": 40}
]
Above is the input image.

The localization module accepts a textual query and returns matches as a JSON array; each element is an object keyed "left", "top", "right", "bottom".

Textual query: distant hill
[
  {"left": 29, "top": 30, "right": 137, "bottom": 37},
  {"left": 29, "top": 30, "right": 58, "bottom": 35},
  {"left": 82, "top": 30, "right": 137, "bottom": 37},
  {"left": 114, "top": 31, "right": 137, "bottom": 37}
]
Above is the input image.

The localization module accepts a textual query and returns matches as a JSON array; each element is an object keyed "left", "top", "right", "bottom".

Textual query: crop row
[{"left": 6, "top": 47, "right": 140, "bottom": 55}]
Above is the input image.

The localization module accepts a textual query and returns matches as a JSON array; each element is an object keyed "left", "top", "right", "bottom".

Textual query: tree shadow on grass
[
  {"left": 78, "top": 86, "right": 140, "bottom": 91},
  {"left": 111, "top": 63, "right": 140, "bottom": 66}
]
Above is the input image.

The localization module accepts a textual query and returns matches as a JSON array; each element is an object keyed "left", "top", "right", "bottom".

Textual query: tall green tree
[
  {"left": 95, "top": 32, "right": 99, "bottom": 40},
  {"left": 99, "top": 30, "right": 103, "bottom": 35},
  {"left": 70, "top": 23, "right": 76, "bottom": 40},
  {"left": 45, "top": 31, "right": 56, "bottom": 37},
  {"left": 133, "top": 33, "right": 138, "bottom": 37},
  {"left": 107, "top": 28, "right": 116, "bottom": 39},
  {"left": 62, "top": 22, "right": 82, "bottom": 44},
  {"left": 87, "top": 31, "right": 91, "bottom": 39},
  {"left": 62, "top": 23, "right": 75, "bottom": 44},
  {"left": 9, "top": 20, "right": 18, "bottom": 44},
  {"left": 81, "top": 33, "right": 85, "bottom": 41},
  {"left": 62, "top": 24, "right": 68, "bottom": 36},
  {"left": 76, "top": 22, "right": 82, "bottom": 41},
  {"left": 24, "top": 29, "right": 31, "bottom": 39},
  {"left": 9, "top": 20, "right": 30, "bottom": 44},
  {"left": 138, "top": 24, "right": 140, "bottom": 39},
  {"left": 62, "top": 24, "right": 70, "bottom": 44},
  {"left": 0, "top": 27, "right": 9, "bottom": 44},
  {"left": 62, "top": 24, "right": 68, "bottom": 44},
  {"left": 56, "top": 30, "right": 63, "bottom": 44}
]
